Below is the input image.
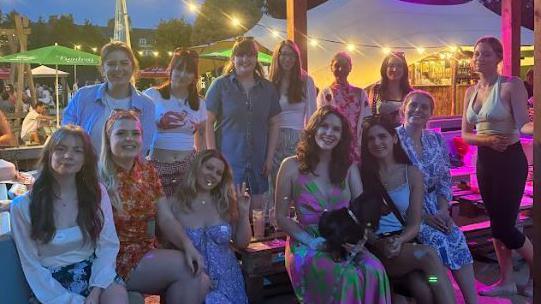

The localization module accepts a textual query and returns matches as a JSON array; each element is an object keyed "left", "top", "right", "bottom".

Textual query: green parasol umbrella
[
  {"left": 0, "top": 44, "right": 101, "bottom": 126},
  {"left": 200, "top": 49, "right": 272, "bottom": 65}
]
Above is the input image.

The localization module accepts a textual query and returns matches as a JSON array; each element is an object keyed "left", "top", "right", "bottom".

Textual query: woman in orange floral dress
[{"left": 99, "top": 110, "right": 209, "bottom": 303}]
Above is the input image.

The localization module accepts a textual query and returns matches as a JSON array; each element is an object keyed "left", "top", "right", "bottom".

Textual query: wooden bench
[{"left": 236, "top": 235, "right": 291, "bottom": 303}]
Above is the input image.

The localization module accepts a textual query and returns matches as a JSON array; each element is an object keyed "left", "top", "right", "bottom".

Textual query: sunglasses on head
[
  {"left": 109, "top": 108, "right": 141, "bottom": 120},
  {"left": 173, "top": 48, "right": 198, "bottom": 58}
]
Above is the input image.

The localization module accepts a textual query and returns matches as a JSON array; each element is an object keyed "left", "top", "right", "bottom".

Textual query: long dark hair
[
  {"left": 156, "top": 48, "right": 200, "bottom": 111},
  {"left": 297, "top": 105, "right": 353, "bottom": 186},
  {"left": 30, "top": 125, "right": 103, "bottom": 245},
  {"left": 359, "top": 115, "right": 412, "bottom": 190},
  {"left": 378, "top": 52, "right": 412, "bottom": 100},
  {"left": 269, "top": 40, "right": 306, "bottom": 103}
]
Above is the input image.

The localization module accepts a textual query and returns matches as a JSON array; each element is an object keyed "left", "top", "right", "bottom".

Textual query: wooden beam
[
  {"left": 533, "top": 0, "right": 541, "bottom": 301},
  {"left": 501, "top": 0, "right": 521, "bottom": 76},
  {"left": 286, "top": 0, "right": 308, "bottom": 70}
]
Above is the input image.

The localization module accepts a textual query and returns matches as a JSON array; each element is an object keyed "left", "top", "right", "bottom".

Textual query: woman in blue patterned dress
[
  {"left": 164, "top": 149, "right": 251, "bottom": 303},
  {"left": 397, "top": 90, "right": 477, "bottom": 304}
]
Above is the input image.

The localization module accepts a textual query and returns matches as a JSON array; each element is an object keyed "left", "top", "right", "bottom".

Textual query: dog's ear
[{"left": 350, "top": 191, "right": 381, "bottom": 230}]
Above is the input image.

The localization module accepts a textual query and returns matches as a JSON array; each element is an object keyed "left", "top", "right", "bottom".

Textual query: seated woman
[
  {"left": 99, "top": 110, "right": 208, "bottom": 304},
  {"left": 275, "top": 105, "right": 391, "bottom": 303},
  {"left": 162, "top": 149, "right": 251, "bottom": 303},
  {"left": 359, "top": 116, "right": 456, "bottom": 304},
  {"left": 11, "top": 125, "right": 128, "bottom": 304},
  {"left": 398, "top": 90, "right": 477, "bottom": 303}
]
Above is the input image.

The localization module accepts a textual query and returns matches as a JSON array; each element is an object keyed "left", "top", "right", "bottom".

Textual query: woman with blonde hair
[
  {"left": 162, "top": 149, "right": 251, "bottom": 303},
  {"left": 99, "top": 110, "right": 209, "bottom": 303},
  {"left": 63, "top": 41, "right": 155, "bottom": 156}
]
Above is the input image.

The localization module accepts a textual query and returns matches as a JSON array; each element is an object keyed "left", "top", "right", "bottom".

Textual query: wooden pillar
[
  {"left": 286, "top": 0, "right": 308, "bottom": 70},
  {"left": 533, "top": 0, "right": 541, "bottom": 301},
  {"left": 501, "top": 0, "right": 521, "bottom": 76}
]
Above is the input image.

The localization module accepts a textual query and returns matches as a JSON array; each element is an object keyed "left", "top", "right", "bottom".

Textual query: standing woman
[
  {"left": 11, "top": 125, "right": 128, "bottom": 304},
  {"left": 99, "top": 110, "right": 208, "bottom": 303},
  {"left": 206, "top": 37, "right": 281, "bottom": 210},
  {"left": 462, "top": 36, "right": 532, "bottom": 297},
  {"left": 144, "top": 49, "right": 207, "bottom": 197},
  {"left": 367, "top": 52, "right": 413, "bottom": 125},
  {"left": 275, "top": 106, "right": 391, "bottom": 303},
  {"left": 398, "top": 90, "right": 477, "bottom": 303},
  {"left": 63, "top": 41, "right": 156, "bottom": 156},
  {"left": 268, "top": 40, "right": 317, "bottom": 194}
]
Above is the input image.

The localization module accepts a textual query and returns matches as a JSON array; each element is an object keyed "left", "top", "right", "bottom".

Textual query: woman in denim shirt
[
  {"left": 205, "top": 37, "right": 281, "bottom": 211},
  {"left": 63, "top": 41, "right": 156, "bottom": 157}
]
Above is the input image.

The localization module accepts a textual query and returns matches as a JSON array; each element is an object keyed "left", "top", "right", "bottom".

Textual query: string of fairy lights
[{"left": 71, "top": 1, "right": 464, "bottom": 58}]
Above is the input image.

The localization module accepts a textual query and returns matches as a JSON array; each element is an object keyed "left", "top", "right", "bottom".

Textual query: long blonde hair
[
  {"left": 174, "top": 150, "right": 238, "bottom": 222},
  {"left": 98, "top": 110, "right": 142, "bottom": 211}
]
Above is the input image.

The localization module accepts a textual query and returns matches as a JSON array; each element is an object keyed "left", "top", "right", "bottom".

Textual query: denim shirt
[
  {"left": 205, "top": 73, "right": 280, "bottom": 172},
  {"left": 62, "top": 83, "right": 156, "bottom": 157}
]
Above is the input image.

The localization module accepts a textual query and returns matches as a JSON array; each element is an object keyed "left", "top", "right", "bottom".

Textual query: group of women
[{"left": 8, "top": 34, "right": 533, "bottom": 304}]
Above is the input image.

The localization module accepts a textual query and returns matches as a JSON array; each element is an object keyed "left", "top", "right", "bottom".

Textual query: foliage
[{"left": 192, "top": 0, "right": 264, "bottom": 45}]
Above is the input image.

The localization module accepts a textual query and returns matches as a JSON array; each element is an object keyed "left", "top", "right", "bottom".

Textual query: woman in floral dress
[
  {"left": 397, "top": 90, "right": 477, "bottom": 304},
  {"left": 275, "top": 105, "right": 391, "bottom": 304}
]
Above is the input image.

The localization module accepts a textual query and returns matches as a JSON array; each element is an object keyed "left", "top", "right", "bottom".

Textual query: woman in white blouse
[
  {"left": 11, "top": 125, "right": 127, "bottom": 304},
  {"left": 145, "top": 49, "right": 207, "bottom": 197},
  {"left": 268, "top": 40, "right": 317, "bottom": 194}
]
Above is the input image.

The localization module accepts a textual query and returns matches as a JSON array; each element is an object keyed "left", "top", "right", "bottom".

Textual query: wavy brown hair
[
  {"left": 269, "top": 40, "right": 305, "bottom": 103},
  {"left": 156, "top": 48, "right": 200, "bottom": 111},
  {"left": 30, "top": 125, "right": 103, "bottom": 245},
  {"left": 296, "top": 105, "right": 354, "bottom": 186},
  {"left": 174, "top": 149, "right": 239, "bottom": 222}
]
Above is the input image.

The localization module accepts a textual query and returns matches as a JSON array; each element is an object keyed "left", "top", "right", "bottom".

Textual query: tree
[
  {"left": 155, "top": 19, "right": 192, "bottom": 52},
  {"left": 191, "top": 0, "right": 264, "bottom": 45},
  {"left": 48, "top": 15, "right": 79, "bottom": 47},
  {"left": 79, "top": 20, "right": 108, "bottom": 51},
  {"left": 28, "top": 17, "right": 50, "bottom": 49}
]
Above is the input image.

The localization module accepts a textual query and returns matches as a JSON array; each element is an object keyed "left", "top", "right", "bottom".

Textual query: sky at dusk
[{"left": 0, "top": 0, "right": 202, "bottom": 28}]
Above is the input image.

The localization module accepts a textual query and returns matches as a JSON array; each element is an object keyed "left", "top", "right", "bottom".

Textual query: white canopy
[
  {"left": 31, "top": 65, "right": 69, "bottom": 77},
  {"left": 245, "top": 0, "right": 534, "bottom": 87}
]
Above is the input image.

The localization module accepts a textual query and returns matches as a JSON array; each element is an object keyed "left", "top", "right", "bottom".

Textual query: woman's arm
[
  {"left": 194, "top": 122, "right": 206, "bottom": 151},
  {"left": 275, "top": 157, "right": 323, "bottom": 249},
  {"left": 304, "top": 75, "right": 317, "bottom": 126},
  {"left": 205, "top": 111, "right": 217, "bottom": 150},
  {"left": 0, "top": 110, "right": 13, "bottom": 146},
  {"left": 10, "top": 196, "right": 86, "bottom": 304},
  {"left": 89, "top": 185, "right": 120, "bottom": 290},
  {"left": 398, "top": 166, "right": 424, "bottom": 244},
  {"left": 348, "top": 165, "right": 363, "bottom": 198},
  {"left": 156, "top": 198, "right": 204, "bottom": 275},
  {"left": 507, "top": 77, "right": 530, "bottom": 134},
  {"left": 232, "top": 184, "right": 252, "bottom": 248},
  {"left": 263, "top": 114, "right": 280, "bottom": 176}
]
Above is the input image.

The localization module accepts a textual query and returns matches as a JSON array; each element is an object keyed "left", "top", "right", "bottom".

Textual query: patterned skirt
[
  {"left": 271, "top": 128, "right": 302, "bottom": 192},
  {"left": 150, "top": 150, "right": 197, "bottom": 197}
]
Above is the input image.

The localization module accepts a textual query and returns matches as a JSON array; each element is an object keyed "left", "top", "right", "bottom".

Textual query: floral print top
[
  {"left": 113, "top": 158, "right": 164, "bottom": 279},
  {"left": 317, "top": 82, "right": 371, "bottom": 143}
]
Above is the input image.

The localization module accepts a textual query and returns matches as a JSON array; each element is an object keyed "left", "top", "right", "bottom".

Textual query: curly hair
[
  {"left": 174, "top": 149, "right": 239, "bottom": 222},
  {"left": 30, "top": 125, "right": 103, "bottom": 246},
  {"left": 296, "top": 105, "right": 354, "bottom": 185}
]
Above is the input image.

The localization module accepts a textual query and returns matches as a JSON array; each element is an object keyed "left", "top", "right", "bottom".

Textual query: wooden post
[
  {"left": 450, "top": 58, "right": 457, "bottom": 115},
  {"left": 501, "top": 0, "right": 521, "bottom": 76},
  {"left": 533, "top": 0, "right": 541, "bottom": 301},
  {"left": 13, "top": 15, "right": 33, "bottom": 112},
  {"left": 286, "top": 0, "right": 308, "bottom": 70}
]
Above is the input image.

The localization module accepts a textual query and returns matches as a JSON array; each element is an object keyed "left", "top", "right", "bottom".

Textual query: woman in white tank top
[{"left": 461, "top": 36, "right": 532, "bottom": 298}]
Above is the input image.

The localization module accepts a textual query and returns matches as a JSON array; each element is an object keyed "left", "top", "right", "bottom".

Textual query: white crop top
[
  {"left": 145, "top": 87, "right": 207, "bottom": 151},
  {"left": 276, "top": 75, "right": 317, "bottom": 130}
]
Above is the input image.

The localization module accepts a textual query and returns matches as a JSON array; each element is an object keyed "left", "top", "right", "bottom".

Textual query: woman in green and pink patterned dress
[{"left": 275, "top": 105, "right": 391, "bottom": 303}]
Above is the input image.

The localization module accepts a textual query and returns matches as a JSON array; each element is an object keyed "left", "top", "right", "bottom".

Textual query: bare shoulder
[
  {"left": 464, "top": 85, "right": 476, "bottom": 99},
  {"left": 407, "top": 165, "right": 423, "bottom": 182},
  {"left": 280, "top": 156, "right": 300, "bottom": 176}
]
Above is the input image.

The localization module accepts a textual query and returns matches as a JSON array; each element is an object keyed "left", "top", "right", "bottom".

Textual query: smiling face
[
  {"left": 404, "top": 93, "right": 433, "bottom": 127},
  {"left": 366, "top": 124, "right": 398, "bottom": 160},
  {"left": 279, "top": 44, "right": 297, "bottom": 72},
  {"left": 102, "top": 50, "right": 134, "bottom": 87},
  {"left": 386, "top": 55, "right": 405, "bottom": 81},
  {"left": 171, "top": 63, "right": 195, "bottom": 89},
  {"left": 315, "top": 113, "right": 343, "bottom": 151},
  {"left": 51, "top": 134, "right": 85, "bottom": 176},
  {"left": 472, "top": 42, "right": 501, "bottom": 74},
  {"left": 109, "top": 118, "right": 142, "bottom": 161},
  {"left": 197, "top": 156, "right": 225, "bottom": 191},
  {"left": 233, "top": 50, "right": 257, "bottom": 77}
]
